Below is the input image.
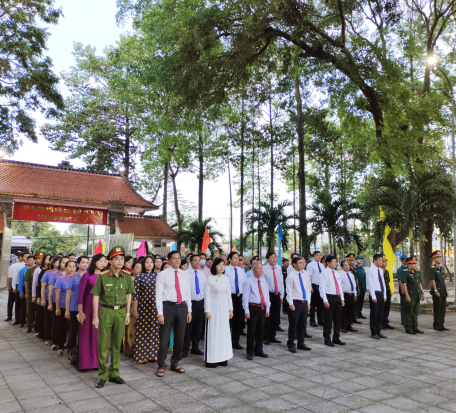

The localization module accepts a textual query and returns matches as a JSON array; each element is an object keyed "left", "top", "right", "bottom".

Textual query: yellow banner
[{"left": 380, "top": 209, "right": 395, "bottom": 293}]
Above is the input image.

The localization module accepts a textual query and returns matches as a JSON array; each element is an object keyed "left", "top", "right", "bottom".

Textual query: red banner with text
[{"left": 13, "top": 202, "right": 107, "bottom": 225}]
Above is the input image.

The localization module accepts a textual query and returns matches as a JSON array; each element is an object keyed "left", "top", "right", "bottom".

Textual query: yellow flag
[
  {"left": 380, "top": 208, "right": 395, "bottom": 293},
  {"left": 102, "top": 242, "right": 105, "bottom": 254}
]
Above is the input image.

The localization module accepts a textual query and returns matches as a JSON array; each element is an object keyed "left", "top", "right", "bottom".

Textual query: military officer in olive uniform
[
  {"left": 346, "top": 254, "right": 361, "bottom": 324},
  {"left": 381, "top": 256, "right": 394, "bottom": 329},
  {"left": 24, "top": 253, "right": 43, "bottom": 333},
  {"left": 429, "top": 251, "right": 449, "bottom": 332},
  {"left": 401, "top": 257, "right": 425, "bottom": 334},
  {"left": 92, "top": 246, "right": 135, "bottom": 388}
]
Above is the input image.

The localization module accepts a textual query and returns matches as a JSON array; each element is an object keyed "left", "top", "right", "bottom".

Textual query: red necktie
[
  {"left": 272, "top": 268, "right": 279, "bottom": 295},
  {"left": 258, "top": 279, "right": 265, "bottom": 310},
  {"left": 332, "top": 271, "right": 340, "bottom": 295},
  {"left": 175, "top": 270, "right": 182, "bottom": 304}
]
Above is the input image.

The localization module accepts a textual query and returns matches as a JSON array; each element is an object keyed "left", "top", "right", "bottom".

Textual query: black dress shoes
[
  {"left": 304, "top": 332, "right": 312, "bottom": 339},
  {"left": 95, "top": 379, "right": 106, "bottom": 388},
  {"left": 181, "top": 352, "right": 188, "bottom": 358},
  {"left": 26, "top": 328, "right": 33, "bottom": 333},
  {"left": 277, "top": 326, "right": 285, "bottom": 332},
  {"left": 341, "top": 328, "right": 347, "bottom": 334},
  {"left": 406, "top": 330, "right": 416, "bottom": 334},
  {"left": 269, "top": 337, "right": 281, "bottom": 344},
  {"left": 109, "top": 376, "right": 125, "bottom": 384},
  {"left": 359, "top": 315, "right": 367, "bottom": 319},
  {"left": 442, "top": 327, "right": 450, "bottom": 331},
  {"left": 347, "top": 327, "right": 358, "bottom": 332},
  {"left": 218, "top": 360, "right": 228, "bottom": 366},
  {"left": 297, "top": 344, "right": 312, "bottom": 351},
  {"left": 254, "top": 351, "right": 269, "bottom": 358},
  {"left": 288, "top": 346, "right": 297, "bottom": 353},
  {"left": 191, "top": 348, "right": 204, "bottom": 355},
  {"left": 12, "top": 321, "right": 20, "bottom": 325},
  {"left": 247, "top": 354, "right": 254, "bottom": 360},
  {"left": 4, "top": 317, "right": 12, "bottom": 321},
  {"left": 263, "top": 340, "right": 270, "bottom": 345},
  {"left": 384, "top": 324, "right": 395, "bottom": 329},
  {"left": 333, "top": 340, "right": 346, "bottom": 345},
  {"left": 310, "top": 321, "right": 318, "bottom": 327},
  {"left": 240, "top": 330, "right": 247, "bottom": 336},
  {"left": 414, "top": 329, "right": 424, "bottom": 334},
  {"left": 325, "top": 341, "right": 335, "bottom": 347},
  {"left": 371, "top": 334, "right": 380, "bottom": 339},
  {"left": 232, "top": 343, "right": 243, "bottom": 350},
  {"left": 378, "top": 333, "right": 388, "bottom": 339},
  {"left": 353, "top": 319, "right": 362, "bottom": 324}
]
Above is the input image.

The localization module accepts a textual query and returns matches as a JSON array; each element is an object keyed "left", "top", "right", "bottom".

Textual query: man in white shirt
[
  {"left": 366, "top": 254, "right": 387, "bottom": 339},
  {"left": 156, "top": 251, "right": 192, "bottom": 377},
  {"left": 320, "top": 255, "right": 345, "bottom": 347},
  {"left": 287, "top": 253, "right": 299, "bottom": 276},
  {"left": 224, "top": 251, "right": 246, "bottom": 350},
  {"left": 6, "top": 253, "right": 25, "bottom": 322},
  {"left": 307, "top": 251, "right": 324, "bottom": 327},
  {"left": 263, "top": 252, "right": 284, "bottom": 345},
  {"left": 183, "top": 254, "right": 206, "bottom": 357},
  {"left": 286, "top": 257, "right": 312, "bottom": 353},
  {"left": 340, "top": 260, "right": 358, "bottom": 334},
  {"left": 242, "top": 262, "right": 270, "bottom": 360},
  {"left": 202, "top": 256, "right": 213, "bottom": 278}
]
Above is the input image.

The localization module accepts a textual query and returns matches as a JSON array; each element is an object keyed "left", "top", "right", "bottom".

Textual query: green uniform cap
[{"left": 107, "top": 245, "right": 125, "bottom": 260}]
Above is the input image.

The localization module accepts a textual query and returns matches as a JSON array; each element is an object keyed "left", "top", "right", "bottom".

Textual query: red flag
[
  {"left": 94, "top": 240, "right": 102, "bottom": 255},
  {"left": 201, "top": 226, "right": 211, "bottom": 253},
  {"left": 232, "top": 245, "right": 237, "bottom": 252}
]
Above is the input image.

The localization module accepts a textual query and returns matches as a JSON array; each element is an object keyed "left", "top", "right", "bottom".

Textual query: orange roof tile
[
  {"left": 0, "top": 161, "right": 157, "bottom": 211},
  {"left": 117, "top": 216, "right": 175, "bottom": 240}
]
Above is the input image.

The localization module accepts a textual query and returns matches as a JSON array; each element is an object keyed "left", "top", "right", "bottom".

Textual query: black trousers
[
  {"left": 183, "top": 299, "right": 204, "bottom": 353},
  {"left": 287, "top": 299, "right": 308, "bottom": 348},
  {"left": 35, "top": 302, "right": 45, "bottom": 338},
  {"left": 369, "top": 292, "right": 384, "bottom": 336},
  {"left": 357, "top": 288, "right": 366, "bottom": 317},
  {"left": 323, "top": 295, "right": 341, "bottom": 342},
  {"left": 14, "top": 291, "right": 22, "bottom": 322},
  {"left": 7, "top": 290, "right": 16, "bottom": 318},
  {"left": 68, "top": 311, "right": 79, "bottom": 353},
  {"left": 282, "top": 274, "right": 289, "bottom": 313},
  {"left": 43, "top": 301, "right": 53, "bottom": 342},
  {"left": 55, "top": 308, "right": 68, "bottom": 350},
  {"left": 383, "top": 291, "right": 391, "bottom": 327},
  {"left": 51, "top": 303, "right": 58, "bottom": 345},
  {"left": 342, "top": 293, "right": 354, "bottom": 329},
  {"left": 158, "top": 302, "right": 188, "bottom": 369},
  {"left": 17, "top": 293, "right": 26, "bottom": 324},
  {"left": 246, "top": 304, "right": 265, "bottom": 355},
  {"left": 230, "top": 294, "right": 244, "bottom": 345},
  {"left": 310, "top": 284, "right": 324, "bottom": 324},
  {"left": 264, "top": 293, "right": 281, "bottom": 339}
]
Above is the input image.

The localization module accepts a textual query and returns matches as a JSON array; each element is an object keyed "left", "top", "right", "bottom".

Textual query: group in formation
[{"left": 5, "top": 246, "right": 449, "bottom": 388}]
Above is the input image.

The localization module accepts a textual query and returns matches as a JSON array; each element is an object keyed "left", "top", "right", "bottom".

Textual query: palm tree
[
  {"left": 245, "top": 200, "right": 294, "bottom": 254},
  {"left": 308, "top": 191, "right": 363, "bottom": 256},
  {"left": 175, "top": 217, "right": 224, "bottom": 256}
]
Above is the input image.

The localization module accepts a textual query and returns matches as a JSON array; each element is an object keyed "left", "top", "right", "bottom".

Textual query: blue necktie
[
  {"left": 234, "top": 268, "right": 239, "bottom": 294},
  {"left": 378, "top": 269, "right": 384, "bottom": 294},
  {"left": 299, "top": 273, "right": 306, "bottom": 300},
  {"left": 346, "top": 273, "right": 354, "bottom": 292},
  {"left": 317, "top": 263, "right": 321, "bottom": 273},
  {"left": 195, "top": 271, "right": 200, "bottom": 295}
]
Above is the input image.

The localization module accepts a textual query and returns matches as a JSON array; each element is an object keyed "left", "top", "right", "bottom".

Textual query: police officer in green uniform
[
  {"left": 24, "top": 253, "right": 43, "bottom": 333},
  {"left": 346, "top": 254, "right": 361, "bottom": 324},
  {"left": 381, "top": 256, "right": 394, "bottom": 329},
  {"left": 429, "top": 251, "right": 449, "bottom": 332},
  {"left": 355, "top": 256, "right": 367, "bottom": 319},
  {"left": 396, "top": 255, "right": 408, "bottom": 325},
  {"left": 401, "top": 257, "right": 425, "bottom": 335},
  {"left": 92, "top": 246, "right": 135, "bottom": 388}
]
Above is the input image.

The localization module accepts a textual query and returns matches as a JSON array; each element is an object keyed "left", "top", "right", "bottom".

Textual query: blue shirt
[
  {"left": 65, "top": 272, "right": 84, "bottom": 311},
  {"left": 17, "top": 266, "right": 31, "bottom": 295},
  {"left": 40, "top": 270, "right": 54, "bottom": 301},
  {"left": 242, "top": 276, "right": 271, "bottom": 313},
  {"left": 54, "top": 273, "right": 72, "bottom": 309},
  {"left": 356, "top": 264, "right": 367, "bottom": 289},
  {"left": 48, "top": 270, "right": 61, "bottom": 303},
  {"left": 397, "top": 264, "right": 406, "bottom": 281}
]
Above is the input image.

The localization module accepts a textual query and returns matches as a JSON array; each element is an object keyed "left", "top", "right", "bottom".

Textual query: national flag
[
  {"left": 232, "top": 245, "right": 237, "bottom": 252},
  {"left": 94, "top": 240, "right": 102, "bottom": 255},
  {"left": 380, "top": 208, "right": 395, "bottom": 293},
  {"left": 277, "top": 222, "right": 283, "bottom": 267},
  {"left": 201, "top": 226, "right": 211, "bottom": 253},
  {"left": 137, "top": 241, "right": 146, "bottom": 258}
]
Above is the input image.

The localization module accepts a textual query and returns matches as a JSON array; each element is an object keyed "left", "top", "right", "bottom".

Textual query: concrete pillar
[
  {"left": 0, "top": 196, "right": 13, "bottom": 288},
  {"left": 107, "top": 206, "right": 125, "bottom": 235}
]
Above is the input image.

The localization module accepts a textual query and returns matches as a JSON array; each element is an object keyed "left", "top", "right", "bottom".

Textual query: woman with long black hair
[
  {"left": 41, "top": 256, "right": 60, "bottom": 346},
  {"left": 34, "top": 254, "right": 51, "bottom": 340}
]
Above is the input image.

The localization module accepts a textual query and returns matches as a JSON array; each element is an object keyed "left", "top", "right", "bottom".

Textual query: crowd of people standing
[{"left": 5, "top": 246, "right": 449, "bottom": 388}]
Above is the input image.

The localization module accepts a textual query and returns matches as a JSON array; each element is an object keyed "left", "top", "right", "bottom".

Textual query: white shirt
[
  {"left": 242, "top": 276, "right": 271, "bottom": 313},
  {"left": 319, "top": 268, "right": 344, "bottom": 303},
  {"left": 307, "top": 260, "right": 324, "bottom": 285},
  {"left": 340, "top": 271, "right": 357, "bottom": 296},
  {"left": 9, "top": 262, "right": 25, "bottom": 287},
  {"left": 224, "top": 265, "right": 246, "bottom": 295},
  {"left": 262, "top": 263, "right": 284, "bottom": 298},
  {"left": 186, "top": 267, "right": 206, "bottom": 301},
  {"left": 366, "top": 265, "right": 387, "bottom": 300},
  {"left": 156, "top": 266, "right": 192, "bottom": 315},
  {"left": 286, "top": 269, "right": 311, "bottom": 304},
  {"left": 287, "top": 265, "right": 294, "bottom": 276}
]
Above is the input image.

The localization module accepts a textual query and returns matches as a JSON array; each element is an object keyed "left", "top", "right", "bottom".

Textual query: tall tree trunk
[
  {"left": 293, "top": 148, "right": 297, "bottom": 253},
  {"left": 163, "top": 162, "right": 169, "bottom": 221},
  {"left": 333, "top": 233, "right": 337, "bottom": 257},
  {"left": 252, "top": 148, "right": 255, "bottom": 255},
  {"left": 257, "top": 157, "right": 261, "bottom": 257},
  {"left": 410, "top": 236, "right": 415, "bottom": 257},
  {"left": 169, "top": 164, "right": 182, "bottom": 232},
  {"left": 124, "top": 116, "right": 130, "bottom": 178},
  {"left": 269, "top": 94, "right": 274, "bottom": 208},
  {"left": 198, "top": 135, "right": 204, "bottom": 221},
  {"left": 420, "top": 221, "right": 433, "bottom": 288},
  {"left": 240, "top": 103, "right": 245, "bottom": 255},
  {"left": 228, "top": 159, "right": 233, "bottom": 251},
  {"left": 294, "top": 77, "right": 308, "bottom": 258}
]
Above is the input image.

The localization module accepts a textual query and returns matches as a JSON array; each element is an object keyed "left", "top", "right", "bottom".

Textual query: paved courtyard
[{"left": 1, "top": 290, "right": 456, "bottom": 413}]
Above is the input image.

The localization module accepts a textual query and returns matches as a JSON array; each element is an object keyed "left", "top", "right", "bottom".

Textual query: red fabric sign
[{"left": 13, "top": 202, "right": 107, "bottom": 225}]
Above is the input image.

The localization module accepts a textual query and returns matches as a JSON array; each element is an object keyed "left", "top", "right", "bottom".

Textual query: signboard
[{"left": 13, "top": 202, "right": 107, "bottom": 225}]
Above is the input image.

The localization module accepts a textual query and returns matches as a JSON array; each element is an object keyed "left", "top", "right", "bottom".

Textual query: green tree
[
  {"left": 175, "top": 218, "right": 224, "bottom": 256},
  {"left": 0, "top": 0, "right": 63, "bottom": 152}
]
